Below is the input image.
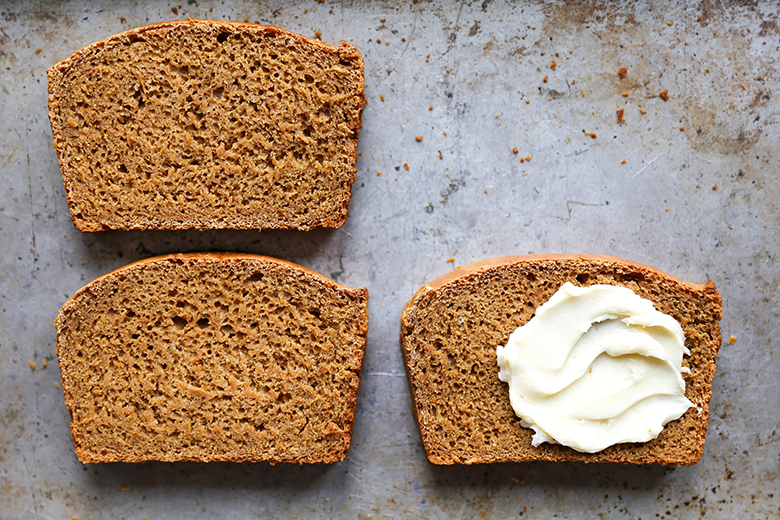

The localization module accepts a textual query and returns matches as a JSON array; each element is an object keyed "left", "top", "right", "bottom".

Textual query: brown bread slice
[
  {"left": 400, "top": 254, "right": 722, "bottom": 465},
  {"left": 47, "top": 19, "right": 365, "bottom": 231},
  {"left": 55, "top": 253, "right": 368, "bottom": 463}
]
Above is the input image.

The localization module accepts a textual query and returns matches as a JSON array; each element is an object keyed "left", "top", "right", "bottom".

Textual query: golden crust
[{"left": 401, "top": 254, "right": 722, "bottom": 465}]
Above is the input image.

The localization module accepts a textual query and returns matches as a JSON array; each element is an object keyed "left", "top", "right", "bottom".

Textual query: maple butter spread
[{"left": 496, "top": 282, "right": 692, "bottom": 453}]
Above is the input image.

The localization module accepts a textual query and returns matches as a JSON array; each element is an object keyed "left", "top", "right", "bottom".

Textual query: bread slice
[
  {"left": 47, "top": 19, "right": 366, "bottom": 231},
  {"left": 55, "top": 253, "right": 368, "bottom": 463},
  {"left": 400, "top": 254, "right": 722, "bottom": 465}
]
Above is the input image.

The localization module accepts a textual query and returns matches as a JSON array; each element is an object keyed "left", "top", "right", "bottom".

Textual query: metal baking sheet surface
[{"left": 0, "top": 1, "right": 777, "bottom": 518}]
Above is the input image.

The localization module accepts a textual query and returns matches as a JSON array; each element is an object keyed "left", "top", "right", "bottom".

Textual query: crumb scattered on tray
[
  {"left": 415, "top": 136, "right": 423, "bottom": 142},
  {"left": 29, "top": 360, "right": 36, "bottom": 370},
  {"left": 727, "top": 335, "right": 736, "bottom": 345},
  {"left": 617, "top": 108, "right": 625, "bottom": 123},
  {"left": 403, "top": 163, "right": 409, "bottom": 170},
  {"left": 584, "top": 131, "right": 597, "bottom": 138},
  {"left": 659, "top": 89, "right": 670, "bottom": 101},
  {"left": 617, "top": 67, "right": 627, "bottom": 79},
  {"left": 513, "top": 147, "right": 519, "bottom": 154}
]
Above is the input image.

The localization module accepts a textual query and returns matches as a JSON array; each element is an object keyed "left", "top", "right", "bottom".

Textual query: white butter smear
[{"left": 496, "top": 282, "right": 692, "bottom": 453}]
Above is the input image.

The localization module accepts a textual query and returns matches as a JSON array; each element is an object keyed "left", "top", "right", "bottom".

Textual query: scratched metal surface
[{"left": 1, "top": 0, "right": 778, "bottom": 518}]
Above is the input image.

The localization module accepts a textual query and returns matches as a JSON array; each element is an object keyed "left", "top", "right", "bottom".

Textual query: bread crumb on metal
[
  {"left": 35, "top": 47, "right": 42, "bottom": 54},
  {"left": 438, "top": 151, "right": 443, "bottom": 159},
  {"left": 712, "top": 184, "right": 717, "bottom": 190},
  {"left": 617, "top": 109, "right": 625, "bottom": 123},
  {"left": 377, "top": 171, "right": 382, "bottom": 176},
  {"left": 29, "top": 360, "right": 36, "bottom": 370},
  {"left": 584, "top": 131, "right": 597, "bottom": 138},
  {"left": 404, "top": 163, "right": 410, "bottom": 170},
  {"left": 512, "top": 147, "right": 519, "bottom": 154},
  {"left": 550, "top": 59, "right": 557, "bottom": 70},
  {"left": 622, "top": 92, "right": 629, "bottom": 97},
  {"left": 415, "top": 136, "right": 423, "bottom": 142},
  {"left": 659, "top": 89, "right": 670, "bottom": 101},
  {"left": 525, "top": 155, "right": 531, "bottom": 161},
  {"left": 617, "top": 67, "right": 627, "bottom": 79},
  {"left": 667, "top": 20, "right": 674, "bottom": 26},
  {"left": 621, "top": 158, "right": 627, "bottom": 164},
  {"left": 42, "top": 358, "right": 47, "bottom": 368},
  {"left": 446, "top": 257, "right": 455, "bottom": 263},
  {"left": 380, "top": 93, "right": 385, "bottom": 102},
  {"left": 543, "top": 75, "right": 548, "bottom": 83},
  {"left": 727, "top": 335, "right": 736, "bottom": 345}
]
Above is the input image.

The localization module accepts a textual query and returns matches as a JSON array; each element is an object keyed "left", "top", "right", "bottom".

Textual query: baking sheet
[{"left": 1, "top": 1, "right": 778, "bottom": 518}]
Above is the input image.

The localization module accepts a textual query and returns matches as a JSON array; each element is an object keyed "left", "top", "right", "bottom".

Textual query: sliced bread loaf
[
  {"left": 47, "top": 19, "right": 365, "bottom": 231},
  {"left": 400, "top": 254, "right": 722, "bottom": 465},
  {"left": 55, "top": 253, "right": 368, "bottom": 463}
]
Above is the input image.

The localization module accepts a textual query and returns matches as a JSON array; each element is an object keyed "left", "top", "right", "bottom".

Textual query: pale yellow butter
[{"left": 496, "top": 282, "right": 692, "bottom": 453}]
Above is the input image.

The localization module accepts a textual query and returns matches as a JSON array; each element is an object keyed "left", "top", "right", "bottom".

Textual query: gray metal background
[{"left": 1, "top": 1, "right": 778, "bottom": 518}]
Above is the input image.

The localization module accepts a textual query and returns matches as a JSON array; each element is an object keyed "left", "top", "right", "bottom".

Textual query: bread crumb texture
[
  {"left": 55, "top": 253, "right": 368, "bottom": 463},
  {"left": 400, "top": 254, "right": 722, "bottom": 465},
  {"left": 47, "top": 20, "right": 366, "bottom": 231}
]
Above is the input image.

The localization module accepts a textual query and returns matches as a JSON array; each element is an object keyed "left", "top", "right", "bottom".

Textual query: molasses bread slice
[
  {"left": 55, "top": 253, "right": 368, "bottom": 463},
  {"left": 47, "top": 19, "right": 365, "bottom": 231},
  {"left": 400, "top": 254, "right": 722, "bottom": 465}
]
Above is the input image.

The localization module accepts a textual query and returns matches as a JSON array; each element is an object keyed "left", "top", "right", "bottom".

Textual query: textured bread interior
[
  {"left": 47, "top": 20, "right": 365, "bottom": 231},
  {"left": 400, "top": 255, "right": 722, "bottom": 465},
  {"left": 56, "top": 254, "right": 368, "bottom": 463}
]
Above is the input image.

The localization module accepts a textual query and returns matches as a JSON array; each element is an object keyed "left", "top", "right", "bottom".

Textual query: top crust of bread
[
  {"left": 47, "top": 19, "right": 366, "bottom": 231},
  {"left": 401, "top": 254, "right": 722, "bottom": 465}
]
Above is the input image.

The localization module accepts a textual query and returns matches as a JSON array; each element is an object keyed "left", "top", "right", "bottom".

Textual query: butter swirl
[{"left": 496, "top": 282, "right": 692, "bottom": 453}]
